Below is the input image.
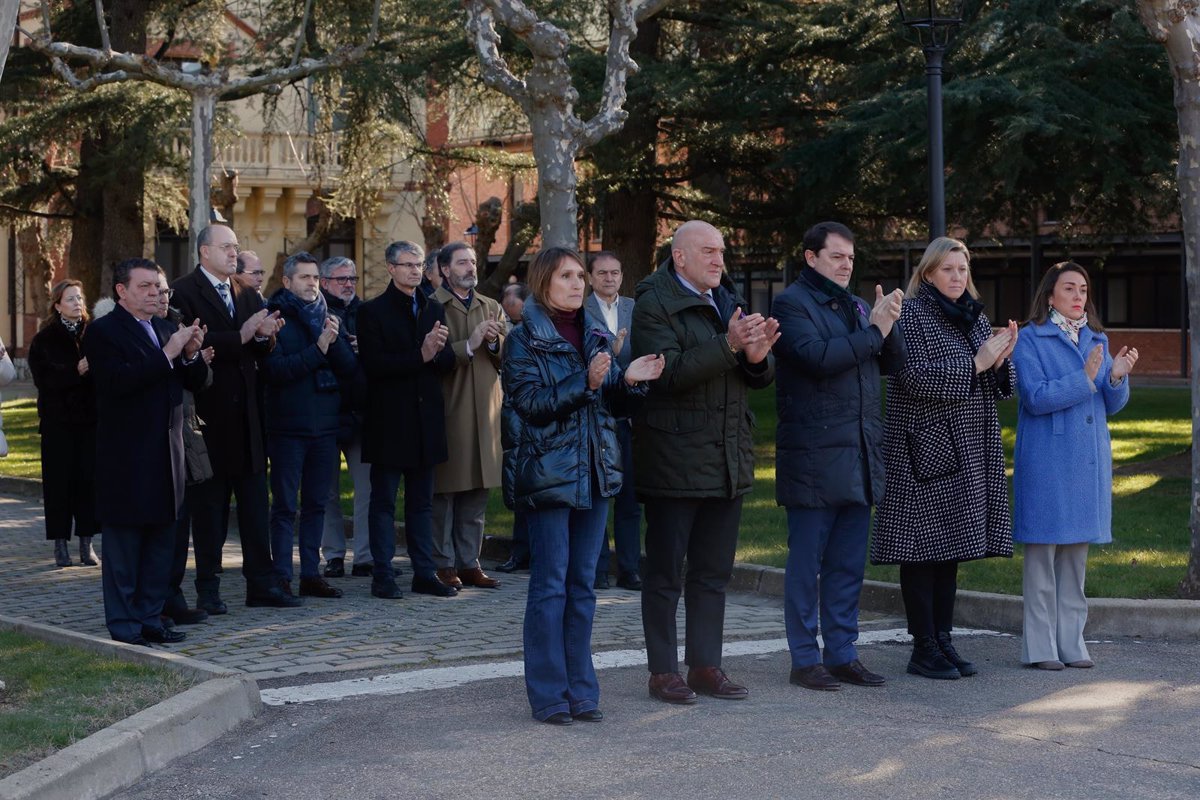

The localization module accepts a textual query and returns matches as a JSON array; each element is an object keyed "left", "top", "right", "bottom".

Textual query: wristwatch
[{"left": 726, "top": 333, "right": 740, "bottom": 355}]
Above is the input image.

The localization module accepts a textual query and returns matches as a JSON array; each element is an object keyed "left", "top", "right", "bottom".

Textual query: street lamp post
[{"left": 895, "top": 1, "right": 964, "bottom": 241}]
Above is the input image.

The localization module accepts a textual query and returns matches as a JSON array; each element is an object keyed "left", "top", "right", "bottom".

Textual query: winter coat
[
  {"left": 357, "top": 282, "right": 455, "bottom": 470},
  {"left": 1011, "top": 321, "right": 1129, "bottom": 545},
  {"left": 629, "top": 261, "right": 775, "bottom": 500},
  {"left": 501, "top": 298, "right": 644, "bottom": 511},
  {"left": 262, "top": 289, "right": 358, "bottom": 438},
  {"left": 171, "top": 267, "right": 273, "bottom": 478},
  {"left": 28, "top": 321, "right": 96, "bottom": 431},
  {"left": 871, "top": 282, "right": 1015, "bottom": 565},
  {"left": 772, "top": 272, "right": 907, "bottom": 508},
  {"left": 322, "top": 289, "right": 368, "bottom": 445},
  {"left": 432, "top": 287, "right": 505, "bottom": 494}
]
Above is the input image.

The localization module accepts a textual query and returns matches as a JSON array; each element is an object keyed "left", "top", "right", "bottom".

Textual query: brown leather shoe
[
  {"left": 789, "top": 664, "right": 840, "bottom": 691},
  {"left": 828, "top": 659, "right": 886, "bottom": 687},
  {"left": 649, "top": 672, "right": 698, "bottom": 705},
  {"left": 299, "top": 576, "right": 344, "bottom": 598},
  {"left": 686, "top": 666, "right": 749, "bottom": 700},
  {"left": 436, "top": 568, "right": 463, "bottom": 589},
  {"left": 458, "top": 566, "right": 500, "bottom": 589}
]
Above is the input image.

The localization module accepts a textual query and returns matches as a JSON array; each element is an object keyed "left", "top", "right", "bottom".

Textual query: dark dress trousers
[
  {"left": 27, "top": 320, "right": 97, "bottom": 541},
  {"left": 82, "top": 303, "right": 208, "bottom": 642},
  {"left": 171, "top": 266, "right": 276, "bottom": 600},
  {"left": 357, "top": 282, "right": 455, "bottom": 584}
]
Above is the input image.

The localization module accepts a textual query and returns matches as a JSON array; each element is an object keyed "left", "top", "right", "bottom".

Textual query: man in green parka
[{"left": 632, "top": 220, "right": 779, "bottom": 705}]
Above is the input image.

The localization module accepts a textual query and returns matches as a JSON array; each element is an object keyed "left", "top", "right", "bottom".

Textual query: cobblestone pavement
[{"left": 1, "top": 493, "right": 861, "bottom": 680}]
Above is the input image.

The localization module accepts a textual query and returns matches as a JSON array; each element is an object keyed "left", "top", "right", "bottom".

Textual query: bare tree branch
[
  {"left": 292, "top": 0, "right": 316, "bottom": 67},
  {"left": 580, "top": 0, "right": 640, "bottom": 148},
  {"left": 464, "top": 1, "right": 529, "bottom": 103},
  {"left": 633, "top": 0, "right": 672, "bottom": 22},
  {"left": 94, "top": 0, "right": 112, "bottom": 54}
]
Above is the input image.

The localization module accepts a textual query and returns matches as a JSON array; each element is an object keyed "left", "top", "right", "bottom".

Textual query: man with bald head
[{"left": 631, "top": 220, "right": 780, "bottom": 705}]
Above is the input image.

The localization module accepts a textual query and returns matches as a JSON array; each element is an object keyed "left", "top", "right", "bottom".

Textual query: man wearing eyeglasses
[
  {"left": 234, "top": 251, "right": 267, "bottom": 299},
  {"left": 171, "top": 224, "right": 299, "bottom": 613},
  {"left": 317, "top": 256, "right": 373, "bottom": 578}
]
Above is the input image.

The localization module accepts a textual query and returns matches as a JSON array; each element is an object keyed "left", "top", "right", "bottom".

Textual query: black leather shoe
[
  {"left": 351, "top": 562, "right": 374, "bottom": 577},
  {"left": 594, "top": 573, "right": 610, "bottom": 590},
  {"left": 936, "top": 632, "right": 978, "bottom": 677},
  {"left": 158, "top": 615, "right": 176, "bottom": 630},
  {"left": 495, "top": 556, "right": 529, "bottom": 573},
  {"left": 828, "top": 659, "right": 886, "bottom": 687},
  {"left": 197, "top": 596, "right": 228, "bottom": 616},
  {"left": 323, "top": 558, "right": 345, "bottom": 578},
  {"left": 371, "top": 580, "right": 403, "bottom": 599},
  {"left": 246, "top": 586, "right": 304, "bottom": 608},
  {"left": 572, "top": 709, "right": 603, "bottom": 722},
  {"left": 790, "top": 664, "right": 840, "bottom": 691},
  {"left": 411, "top": 575, "right": 458, "bottom": 597},
  {"left": 299, "top": 576, "right": 344, "bottom": 598},
  {"left": 616, "top": 573, "right": 643, "bottom": 591},
  {"left": 542, "top": 712, "right": 573, "bottom": 726},
  {"left": 142, "top": 627, "right": 187, "bottom": 644}
]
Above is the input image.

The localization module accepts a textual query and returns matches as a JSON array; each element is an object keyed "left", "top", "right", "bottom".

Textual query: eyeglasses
[
  {"left": 208, "top": 243, "right": 240, "bottom": 253},
  {"left": 159, "top": 288, "right": 174, "bottom": 298},
  {"left": 245, "top": 270, "right": 265, "bottom": 277},
  {"left": 329, "top": 276, "right": 359, "bottom": 284},
  {"left": 388, "top": 261, "right": 423, "bottom": 270}
]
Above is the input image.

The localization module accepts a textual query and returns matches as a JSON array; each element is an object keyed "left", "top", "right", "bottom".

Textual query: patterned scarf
[
  {"left": 1049, "top": 307, "right": 1088, "bottom": 344},
  {"left": 59, "top": 315, "right": 82, "bottom": 335}
]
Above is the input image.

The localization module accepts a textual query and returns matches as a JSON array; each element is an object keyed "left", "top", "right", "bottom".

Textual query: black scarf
[
  {"left": 801, "top": 267, "right": 859, "bottom": 332},
  {"left": 922, "top": 281, "right": 983, "bottom": 336}
]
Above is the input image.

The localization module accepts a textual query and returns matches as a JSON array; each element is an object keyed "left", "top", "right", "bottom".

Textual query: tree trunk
[
  {"left": 188, "top": 88, "right": 217, "bottom": 266},
  {"left": 529, "top": 110, "right": 580, "bottom": 250},
  {"left": 68, "top": 134, "right": 105, "bottom": 301},
  {"left": 596, "top": 18, "right": 660, "bottom": 287},
  {"left": 479, "top": 198, "right": 538, "bottom": 298},
  {"left": 1139, "top": 1, "right": 1200, "bottom": 597},
  {"left": 0, "top": 0, "right": 18, "bottom": 83},
  {"left": 474, "top": 196, "right": 503, "bottom": 277}
]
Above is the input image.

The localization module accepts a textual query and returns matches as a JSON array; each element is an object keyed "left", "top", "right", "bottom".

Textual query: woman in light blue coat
[{"left": 1012, "top": 262, "right": 1139, "bottom": 670}]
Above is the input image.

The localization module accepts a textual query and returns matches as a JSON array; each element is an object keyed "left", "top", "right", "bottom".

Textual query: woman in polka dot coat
[{"left": 871, "top": 238, "right": 1017, "bottom": 680}]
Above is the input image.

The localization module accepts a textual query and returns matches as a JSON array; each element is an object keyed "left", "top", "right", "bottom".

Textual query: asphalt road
[{"left": 110, "top": 632, "right": 1200, "bottom": 800}]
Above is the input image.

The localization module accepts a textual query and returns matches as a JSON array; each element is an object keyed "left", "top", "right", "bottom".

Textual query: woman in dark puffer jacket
[{"left": 502, "top": 247, "right": 663, "bottom": 726}]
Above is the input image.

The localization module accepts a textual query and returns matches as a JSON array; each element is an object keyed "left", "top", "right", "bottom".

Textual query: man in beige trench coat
[{"left": 431, "top": 241, "right": 506, "bottom": 589}]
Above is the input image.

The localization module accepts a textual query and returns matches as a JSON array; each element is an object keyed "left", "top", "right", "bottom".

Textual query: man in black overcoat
[
  {"left": 83, "top": 259, "right": 209, "bottom": 645},
  {"left": 357, "top": 240, "right": 457, "bottom": 600},
  {"left": 171, "top": 223, "right": 300, "bottom": 611}
]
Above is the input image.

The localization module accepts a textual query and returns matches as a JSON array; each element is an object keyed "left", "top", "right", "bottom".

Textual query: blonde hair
[{"left": 905, "top": 236, "right": 979, "bottom": 300}]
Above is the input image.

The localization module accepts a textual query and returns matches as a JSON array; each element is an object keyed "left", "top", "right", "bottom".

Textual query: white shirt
[{"left": 594, "top": 294, "right": 620, "bottom": 334}]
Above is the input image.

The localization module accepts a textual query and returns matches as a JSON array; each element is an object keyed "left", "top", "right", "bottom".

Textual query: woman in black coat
[
  {"left": 502, "top": 247, "right": 662, "bottom": 725},
  {"left": 28, "top": 279, "right": 98, "bottom": 567},
  {"left": 871, "top": 237, "right": 1018, "bottom": 679}
]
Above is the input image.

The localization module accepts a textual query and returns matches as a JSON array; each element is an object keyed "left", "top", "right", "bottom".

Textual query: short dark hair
[
  {"left": 586, "top": 250, "right": 620, "bottom": 274},
  {"left": 436, "top": 241, "right": 473, "bottom": 274},
  {"left": 801, "top": 222, "right": 855, "bottom": 257},
  {"left": 526, "top": 248, "right": 584, "bottom": 307},
  {"left": 282, "top": 251, "right": 319, "bottom": 279},
  {"left": 112, "top": 257, "right": 164, "bottom": 298}
]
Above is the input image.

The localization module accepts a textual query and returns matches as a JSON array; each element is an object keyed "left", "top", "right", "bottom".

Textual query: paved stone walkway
[{"left": 0, "top": 493, "right": 845, "bottom": 681}]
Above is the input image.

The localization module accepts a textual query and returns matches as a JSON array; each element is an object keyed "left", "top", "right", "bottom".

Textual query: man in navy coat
[
  {"left": 84, "top": 258, "right": 209, "bottom": 645},
  {"left": 772, "top": 222, "right": 905, "bottom": 691}
]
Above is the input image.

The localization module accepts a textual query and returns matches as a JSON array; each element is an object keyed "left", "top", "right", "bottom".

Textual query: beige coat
[{"left": 432, "top": 287, "right": 505, "bottom": 493}]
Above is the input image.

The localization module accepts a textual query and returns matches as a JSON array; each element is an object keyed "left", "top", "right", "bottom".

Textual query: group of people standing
[{"left": 24, "top": 215, "right": 1137, "bottom": 718}]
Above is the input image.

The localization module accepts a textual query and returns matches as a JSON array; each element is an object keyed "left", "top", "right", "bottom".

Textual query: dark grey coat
[{"left": 772, "top": 274, "right": 906, "bottom": 508}]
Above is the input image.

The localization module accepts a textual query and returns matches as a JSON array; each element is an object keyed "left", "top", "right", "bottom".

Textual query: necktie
[
  {"left": 137, "top": 318, "right": 159, "bottom": 347},
  {"left": 216, "top": 282, "right": 235, "bottom": 318}
]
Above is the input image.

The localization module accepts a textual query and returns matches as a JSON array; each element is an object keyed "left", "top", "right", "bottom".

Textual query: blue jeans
[
  {"left": 784, "top": 505, "right": 871, "bottom": 669},
  {"left": 596, "top": 420, "right": 641, "bottom": 579},
  {"left": 367, "top": 465, "right": 436, "bottom": 583},
  {"left": 269, "top": 433, "right": 338, "bottom": 581},
  {"left": 524, "top": 499, "right": 609, "bottom": 721}
]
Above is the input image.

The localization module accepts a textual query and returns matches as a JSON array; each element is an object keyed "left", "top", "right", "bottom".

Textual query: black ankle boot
[
  {"left": 936, "top": 631, "right": 977, "bottom": 677},
  {"left": 907, "top": 635, "right": 961, "bottom": 680},
  {"left": 79, "top": 536, "right": 99, "bottom": 566},
  {"left": 54, "top": 539, "right": 73, "bottom": 567}
]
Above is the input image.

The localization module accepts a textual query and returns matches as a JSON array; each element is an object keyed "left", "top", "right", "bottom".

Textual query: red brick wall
[{"left": 1105, "top": 330, "right": 1189, "bottom": 377}]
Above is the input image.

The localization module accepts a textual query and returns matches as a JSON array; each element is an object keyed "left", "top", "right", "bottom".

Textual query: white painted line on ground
[{"left": 260, "top": 627, "right": 1007, "bottom": 707}]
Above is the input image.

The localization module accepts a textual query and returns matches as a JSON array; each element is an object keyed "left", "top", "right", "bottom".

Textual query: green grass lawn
[
  {"left": 0, "top": 630, "right": 195, "bottom": 778},
  {"left": 5, "top": 387, "right": 1192, "bottom": 598}
]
